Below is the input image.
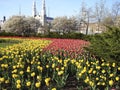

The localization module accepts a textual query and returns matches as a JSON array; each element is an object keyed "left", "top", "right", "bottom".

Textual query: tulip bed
[
  {"left": 0, "top": 37, "right": 120, "bottom": 90},
  {"left": 43, "top": 39, "right": 88, "bottom": 59}
]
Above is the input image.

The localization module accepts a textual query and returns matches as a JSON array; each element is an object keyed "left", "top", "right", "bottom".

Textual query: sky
[{"left": 0, "top": 0, "right": 119, "bottom": 20}]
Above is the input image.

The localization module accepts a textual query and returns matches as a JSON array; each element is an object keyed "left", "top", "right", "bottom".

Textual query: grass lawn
[
  {"left": 0, "top": 38, "right": 21, "bottom": 48},
  {"left": 0, "top": 42, "right": 16, "bottom": 48}
]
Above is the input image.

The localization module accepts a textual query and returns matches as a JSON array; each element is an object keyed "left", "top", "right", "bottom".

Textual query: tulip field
[{"left": 0, "top": 37, "right": 120, "bottom": 90}]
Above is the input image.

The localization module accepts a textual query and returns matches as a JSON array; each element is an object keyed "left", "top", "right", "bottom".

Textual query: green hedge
[{"left": 0, "top": 31, "right": 92, "bottom": 40}]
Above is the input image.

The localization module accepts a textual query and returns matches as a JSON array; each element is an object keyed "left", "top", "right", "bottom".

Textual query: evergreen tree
[{"left": 86, "top": 26, "right": 120, "bottom": 63}]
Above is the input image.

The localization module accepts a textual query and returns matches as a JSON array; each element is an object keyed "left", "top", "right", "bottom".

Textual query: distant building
[
  {"left": 77, "top": 22, "right": 106, "bottom": 35},
  {"left": 32, "top": 0, "right": 53, "bottom": 26},
  {"left": 115, "top": 16, "right": 120, "bottom": 27},
  {"left": 0, "top": 16, "right": 6, "bottom": 31}
]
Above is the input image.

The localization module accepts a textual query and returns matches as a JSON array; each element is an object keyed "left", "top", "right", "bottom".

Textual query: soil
[{"left": 62, "top": 75, "right": 78, "bottom": 90}]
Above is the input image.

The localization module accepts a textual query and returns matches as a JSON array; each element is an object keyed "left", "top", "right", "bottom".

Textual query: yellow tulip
[
  {"left": 112, "top": 63, "right": 116, "bottom": 67},
  {"left": 12, "top": 74, "right": 18, "bottom": 78},
  {"left": 12, "top": 69, "right": 17, "bottom": 73},
  {"left": 118, "top": 67, "right": 120, "bottom": 70},
  {"left": 93, "top": 70, "right": 96, "bottom": 74},
  {"left": 39, "top": 67, "right": 43, "bottom": 71},
  {"left": 38, "top": 62, "right": 40, "bottom": 65},
  {"left": 27, "top": 66, "right": 31, "bottom": 72},
  {"left": 89, "top": 81, "right": 94, "bottom": 87},
  {"left": 110, "top": 74, "right": 114, "bottom": 77},
  {"left": 96, "top": 66, "right": 101, "bottom": 70},
  {"left": 27, "top": 69, "right": 30, "bottom": 73},
  {"left": 96, "top": 77, "right": 99, "bottom": 81},
  {"left": 84, "top": 78, "right": 89, "bottom": 83},
  {"left": 45, "top": 78, "right": 51, "bottom": 86},
  {"left": 78, "top": 73, "right": 82, "bottom": 77},
  {"left": 0, "top": 58, "right": 3, "bottom": 61},
  {"left": 5, "top": 80, "right": 9, "bottom": 84},
  {"left": 37, "top": 76, "right": 41, "bottom": 81},
  {"left": 109, "top": 80, "right": 114, "bottom": 86},
  {"left": 31, "top": 72, "right": 35, "bottom": 77},
  {"left": 106, "top": 63, "right": 110, "bottom": 66},
  {"left": 4, "top": 64, "right": 8, "bottom": 68},
  {"left": 58, "top": 71, "right": 64, "bottom": 76},
  {"left": 115, "top": 77, "right": 119, "bottom": 81},
  {"left": 16, "top": 80, "right": 21, "bottom": 84},
  {"left": 37, "top": 66, "right": 41, "bottom": 69},
  {"left": 0, "top": 77, "right": 5, "bottom": 83},
  {"left": 56, "top": 67, "right": 59, "bottom": 71},
  {"left": 102, "top": 70, "right": 105, "bottom": 73},
  {"left": 13, "top": 66, "right": 17, "bottom": 69},
  {"left": 77, "top": 65, "right": 82, "bottom": 69},
  {"left": 19, "top": 71, "right": 24, "bottom": 75},
  {"left": 16, "top": 84, "right": 21, "bottom": 89},
  {"left": 61, "top": 67, "right": 64, "bottom": 70},
  {"left": 97, "top": 82, "right": 101, "bottom": 85},
  {"left": 35, "top": 82, "right": 41, "bottom": 88},
  {"left": 26, "top": 81, "right": 31, "bottom": 87},
  {"left": 101, "top": 63, "right": 105, "bottom": 66},
  {"left": 102, "top": 82, "right": 105, "bottom": 86},
  {"left": 52, "top": 64, "right": 55, "bottom": 68},
  {"left": 46, "top": 65, "right": 49, "bottom": 68}
]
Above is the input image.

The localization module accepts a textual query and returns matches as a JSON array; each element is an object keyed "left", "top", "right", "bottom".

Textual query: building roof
[{"left": 46, "top": 17, "right": 54, "bottom": 20}]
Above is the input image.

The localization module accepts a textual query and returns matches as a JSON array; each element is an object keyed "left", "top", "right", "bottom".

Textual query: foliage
[
  {"left": 0, "top": 31, "right": 18, "bottom": 36},
  {"left": 51, "top": 16, "right": 77, "bottom": 34},
  {"left": 2, "top": 16, "right": 41, "bottom": 36},
  {"left": 86, "top": 26, "right": 120, "bottom": 63},
  {"left": 102, "top": 16, "right": 114, "bottom": 26},
  {"left": 36, "top": 32, "right": 87, "bottom": 40},
  {"left": 76, "top": 56, "right": 120, "bottom": 90},
  {"left": 25, "top": 17, "right": 41, "bottom": 35}
]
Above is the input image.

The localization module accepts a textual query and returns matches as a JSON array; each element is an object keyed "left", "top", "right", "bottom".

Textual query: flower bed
[
  {"left": 43, "top": 39, "right": 88, "bottom": 58},
  {"left": 0, "top": 37, "right": 120, "bottom": 90}
]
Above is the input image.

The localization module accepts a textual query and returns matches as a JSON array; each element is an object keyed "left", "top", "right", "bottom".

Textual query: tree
[
  {"left": 112, "top": 1, "right": 120, "bottom": 26},
  {"left": 2, "top": 16, "right": 28, "bottom": 35},
  {"left": 52, "top": 16, "right": 77, "bottom": 34},
  {"left": 2, "top": 16, "right": 41, "bottom": 36},
  {"left": 67, "top": 16, "right": 77, "bottom": 33},
  {"left": 0, "top": 25, "right": 1, "bottom": 31},
  {"left": 86, "top": 26, "right": 120, "bottom": 63},
  {"left": 94, "top": 0, "right": 106, "bottom": 31},
  {"left": 25, "top": 17, "right": 41, "bottom": 35},
  {"left": 77, "top": 0, "right": 93, "bottom": 35},
  {"left": 100, "top": 1, "right": 120, "bottom": 28},
  {"left": 102, "top": 15, "right": 114, "bottom": 26},
  {"left": 52, "top": 16, "right": 67, "bottom": 34}
]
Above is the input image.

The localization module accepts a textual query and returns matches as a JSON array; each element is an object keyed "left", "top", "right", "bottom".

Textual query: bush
[
  {"left": 0, "top": 31, "right": 18, "bottom": 36},
  {"left": 86, "top": 26, "right": 120, "bottom": 63},
  {"left": 36, "top": 32, "right": 87, "bottom": 40},
  {"left": 0, "top": 30, "right": 90, "bottom": 40}
]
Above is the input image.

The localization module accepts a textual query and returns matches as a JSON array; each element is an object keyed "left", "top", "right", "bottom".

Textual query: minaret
[
  {"left": 41, "top": 0, "right": 46, "bottom": 26},
  {"left": 19, "top": 5, "right": 21, "bottom": 16},
  {"left": 32, "top": 0, "right": 37, "bottom": 17}
]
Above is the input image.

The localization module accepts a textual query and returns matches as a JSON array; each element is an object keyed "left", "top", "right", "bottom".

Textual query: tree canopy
[
  {"left": 52, "top": 16, "right": 77, "bottom": 34},
  {"left": 2, "top": 16, "right": 41, "bottom": 36}
]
